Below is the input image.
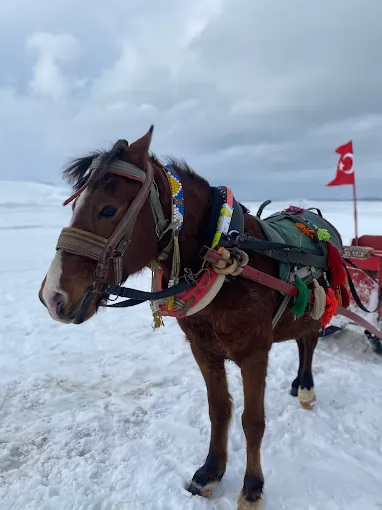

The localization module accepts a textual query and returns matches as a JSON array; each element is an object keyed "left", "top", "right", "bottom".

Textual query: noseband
[{"left": 56, "top": 157, "right": 168, "bottom": 292}]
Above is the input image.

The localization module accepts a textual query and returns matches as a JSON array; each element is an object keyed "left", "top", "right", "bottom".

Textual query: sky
[{"left": 0, "top": 0, "right": 381, "bottom": 200}]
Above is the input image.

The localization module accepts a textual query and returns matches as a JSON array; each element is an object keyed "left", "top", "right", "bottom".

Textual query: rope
[
  {"left": 211, "top": 247, "right": 249, "bottom": 276},
  {"left": 150, "top": 261, "right": 164, "bottom": 329},
  {"left": 166, "top": 234, "right": 181, "bottom": 310}
]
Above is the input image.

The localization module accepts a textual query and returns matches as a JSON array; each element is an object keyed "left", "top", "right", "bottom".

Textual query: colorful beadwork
[
  {"left": 165, "top": 165, "right": 184, "bottom": 311},
  {"left": 211, "top": 188, "right": 234, "bottom": 249},
  {"left": 150, "top": 164, "right": 185, "bottom": 327},
  {"left": 166, "top": 164, "right": 184, "bottom": 231}
]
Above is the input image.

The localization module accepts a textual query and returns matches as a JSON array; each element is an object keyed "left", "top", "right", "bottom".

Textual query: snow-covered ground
[{"left": 0, "top": 182, "right": 382, "bottom": 510}]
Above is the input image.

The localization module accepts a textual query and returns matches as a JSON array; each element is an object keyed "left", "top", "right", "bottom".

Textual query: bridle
[
  {"left": 55, "top": 155, "right": 184, "bottom": 322},
  {"left": 54, "top": 154, "right": 241, "bottom": 325}
]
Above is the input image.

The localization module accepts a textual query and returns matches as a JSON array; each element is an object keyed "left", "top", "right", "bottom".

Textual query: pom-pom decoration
[
  {"left": 326, "top": 241, "right": 346, "bottom": 288},
  {"left": 290, "top": 275, "right": 312, "bottom": 318},
  {"left": 321, "top": 287, "right": 338, "bottom": 330},
  {"left": 317, "top": 228, "right": 331, "bottom": 241}
]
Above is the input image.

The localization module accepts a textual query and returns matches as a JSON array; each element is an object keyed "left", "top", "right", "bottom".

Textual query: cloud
[
  {"left": 27, "top": 32, "right": 80, "bottom": 101},
  {"left": 0, "top": 0, "right": 381, "bottom": 199}
]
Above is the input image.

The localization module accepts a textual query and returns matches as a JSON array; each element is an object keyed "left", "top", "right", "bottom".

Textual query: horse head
[{"left": 39, "top": 126, "right": 173, "bottom": 324}]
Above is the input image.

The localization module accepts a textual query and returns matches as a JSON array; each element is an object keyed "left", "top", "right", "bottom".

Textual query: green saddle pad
[{"left": 256, "top": 205, "right": 343, "bottom": 283}]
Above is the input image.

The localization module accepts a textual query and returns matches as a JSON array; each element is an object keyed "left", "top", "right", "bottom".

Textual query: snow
[{"left": 0, "top": 182, "right": 382, "bottom": 510}]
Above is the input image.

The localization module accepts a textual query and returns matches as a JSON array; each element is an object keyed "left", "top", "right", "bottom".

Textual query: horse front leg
[
  {"left": 237, "top": 347, "right": 269, "bottom": 510},
  {"left": 187, "top": 342, "right": 232, "bottom": 499}
]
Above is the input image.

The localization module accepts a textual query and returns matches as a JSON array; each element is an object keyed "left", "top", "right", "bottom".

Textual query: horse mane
[
  {"left": 62, "top": 147, "right": 208, "bottom": 191},
  {"left": 63, "top": 152, "right": 102, "bottom": 190},
  {"left": 152, "top": 153, "right": 206, "bottom": 184}
]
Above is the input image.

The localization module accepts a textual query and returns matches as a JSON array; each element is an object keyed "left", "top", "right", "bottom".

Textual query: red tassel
[
  {"left": 327, "top": 241, "right": 346, "bottom": 288},
  {"left": 321, "top": 287, "right": 338, "bottom": 330},
  {"left": 340, "top": 282, "right": 350, "bottom": 309}
]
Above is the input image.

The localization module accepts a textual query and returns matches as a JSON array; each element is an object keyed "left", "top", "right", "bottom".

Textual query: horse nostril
[
  {"left": 56, "top": 300, "right": 65, "bottom": 317},
  {"left": 50, "top": 291, "right": 66, "bottom": 318}
]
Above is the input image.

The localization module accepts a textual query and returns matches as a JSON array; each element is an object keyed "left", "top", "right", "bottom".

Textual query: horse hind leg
[
  {"left": 290, "top": 337, "right": 304, "bottom": 397},
  {"left": 292, "top": 331, "right": 319, "bottom": 410}
]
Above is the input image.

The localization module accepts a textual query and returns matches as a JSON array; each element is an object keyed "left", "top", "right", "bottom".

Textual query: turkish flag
[{"left": 326, "top": 141, "right": 355, "bottom": 186}]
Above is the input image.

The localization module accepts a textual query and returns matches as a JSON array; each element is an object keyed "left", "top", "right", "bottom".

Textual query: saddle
[{"left": 255, "top": 202, "right": 343, "bottom": 285}]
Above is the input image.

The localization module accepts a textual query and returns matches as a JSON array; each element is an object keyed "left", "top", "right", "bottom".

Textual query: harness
[
  {"left": 57, "top": 156, "right": 244, "bottom": 324},
  {"left": 56, "top": 156, "right": 364, "bottom": 333},
  {"left": 150, "top": 184, "right": 245, "bottom": 321}
]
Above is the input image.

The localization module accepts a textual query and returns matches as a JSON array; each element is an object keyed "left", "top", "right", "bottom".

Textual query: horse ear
[{"left": 126, "top": 125, "right": 154, "bottom": 169}]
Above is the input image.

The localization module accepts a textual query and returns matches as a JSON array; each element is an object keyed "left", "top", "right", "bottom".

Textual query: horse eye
[{"left": 99, "top": 206, "right": 117, "bottom": 219}]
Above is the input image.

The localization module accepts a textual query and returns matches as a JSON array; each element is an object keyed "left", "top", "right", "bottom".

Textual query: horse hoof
[
  {"left": 187, "top": 480, "right": 218, "bottom": 499},
  {"left": 298, "top": 387, "right": 316, "bottom": 410},
  {"left": 238, "top": 494, "right": 264, "bottom": 509}
]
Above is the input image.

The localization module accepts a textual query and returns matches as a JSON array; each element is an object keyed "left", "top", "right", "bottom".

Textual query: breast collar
[{"left": 150, "top": 183, "right": 246, "bottom": 323}]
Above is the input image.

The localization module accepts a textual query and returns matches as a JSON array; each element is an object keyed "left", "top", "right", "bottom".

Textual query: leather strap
[
  {"left": 94, "top": 160, "right": 155, "bottom": 283},
  {"left": 221, "top": 234, "right": 327, "bottom": 267},
  {"left": 343, "top": 261, "right": 382, "bottom": 314},
  {"left": 57, "top": 228, "right": 108, "bottom": 260},
  {"left": 58, "top": 159, "right": 163, "bottom": 286},
  {"left": 201, "top": 246, "right": 382, "bottom": 341},
  {"left": 101, "top": 280, "right": 192, "bottom": 307}
]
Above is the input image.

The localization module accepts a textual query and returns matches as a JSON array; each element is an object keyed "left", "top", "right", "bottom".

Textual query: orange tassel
[
  {"left": 296, "top": 223, "right": 315, "bottom": 239},
  {"left": 327, "top": 241, "right": 346, "bottom": 288},
  {"left": 321, "top": 287, "right": 338, "bottom": 330}
]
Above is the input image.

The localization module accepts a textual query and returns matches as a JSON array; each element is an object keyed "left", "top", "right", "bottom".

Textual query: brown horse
[{"left": 39, "top": 127, "right": 325, "bottom": 509}]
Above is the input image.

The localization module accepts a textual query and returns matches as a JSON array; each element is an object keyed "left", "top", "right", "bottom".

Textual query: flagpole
[
  {"left": 352, "top": 177, "right": 359, "bottom": 245},
  {"left": 327, "top": 140, "right": 357, "bottom": 243}
]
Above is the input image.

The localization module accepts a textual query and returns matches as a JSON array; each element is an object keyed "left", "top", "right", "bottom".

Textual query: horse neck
[{"left": 152, "top": 158, "right": 211, "bottom": 277}]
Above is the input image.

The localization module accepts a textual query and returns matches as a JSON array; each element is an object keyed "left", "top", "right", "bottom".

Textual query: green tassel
[
  {"left": 317, "top": 228, "right": 330, "bottom": 241},
  {"left": 290, "top": 275, "right": 312, "bottom": 318}
]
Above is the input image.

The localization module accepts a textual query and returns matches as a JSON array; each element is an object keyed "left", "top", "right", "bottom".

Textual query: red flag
[{"left": 326, "top": 140, "right": 355, "bottom": 186}]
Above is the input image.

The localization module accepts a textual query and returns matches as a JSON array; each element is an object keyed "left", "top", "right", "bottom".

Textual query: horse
[{"left": 39, "top": 126, "right": 341, "bottom": 509}]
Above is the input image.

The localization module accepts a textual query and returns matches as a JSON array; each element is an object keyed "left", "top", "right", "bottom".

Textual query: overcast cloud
[{"left": 1, "top": 0, "right": 381, "bottom": 199}]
